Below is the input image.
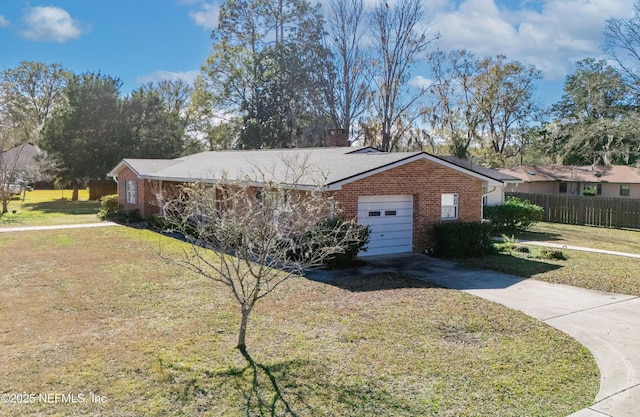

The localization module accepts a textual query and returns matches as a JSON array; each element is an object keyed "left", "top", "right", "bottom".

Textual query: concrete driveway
[{"left": 307, "top": 253, "right": 640, "bottom": 417}]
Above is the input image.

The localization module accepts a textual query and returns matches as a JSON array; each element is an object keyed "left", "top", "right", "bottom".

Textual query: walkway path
[
  {"left": 0, "top": 222, "right": 119, "bottom": 233},
  {"left": 518, "top": 240, "right": 640, "bottom": 260}
]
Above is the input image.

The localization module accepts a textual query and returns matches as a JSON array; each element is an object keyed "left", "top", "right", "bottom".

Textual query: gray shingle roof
[
  {"left": 109, "top": 147, "right": 505, "bottom": 189},
  {"left": 438, "top": 156, "right": 521, "bottom": 182}
]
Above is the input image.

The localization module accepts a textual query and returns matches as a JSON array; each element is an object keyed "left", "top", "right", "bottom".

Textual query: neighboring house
[
  {"left": 499, "top": 165, "right": 640, "bottom": 199},
  {"left": 438, "top": 156, "right": 521, "bottom": 206},
  {"left": 108, "top": 147, "right": 505, "bottom": 256},
  {"left": 0, "top": 143, "right": 41, "bottom": 192}
]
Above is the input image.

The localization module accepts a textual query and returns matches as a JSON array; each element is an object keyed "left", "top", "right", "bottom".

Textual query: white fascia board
[
  {"left": 106, "top": 161, "right": 128, "bottom": 178},
  {"left": 325, "top": 153, "right": 504, "bottom": 190}
]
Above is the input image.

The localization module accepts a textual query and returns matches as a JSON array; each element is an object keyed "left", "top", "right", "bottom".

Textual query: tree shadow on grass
[
  {"left": 168, "top": 350, "right": 312, "bottom": 416},
  {"left": 21, "top": 200, "right": 100, "bottom": 215},
  {"left": 167, "top": 347, "right": 422, "bottom": 416}
]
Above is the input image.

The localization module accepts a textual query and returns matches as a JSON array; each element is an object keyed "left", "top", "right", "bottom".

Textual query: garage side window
[
  {"left": 441, "top": 193, "right": 458, "bottom": 220},
  {"left": 126, "top": 180, "right": 137, "bottom": 204}
]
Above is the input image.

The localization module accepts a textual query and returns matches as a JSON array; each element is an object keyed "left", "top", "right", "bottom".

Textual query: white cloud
[
  {"left": 0, "top": 15, "right": 10, "bottom": 27},
  {"left": 188, "top": 2, "right": 219, "bottom": 30},
  {"left": 135, "top": 70, "right": 201, "bottom": 86},
  {"left": 409, "top": 75, "right": 433, "bottom": 89},
  {"left": 20, "top": 6, "right": 87, "bottom": 43},
  {"left": 431, "top": 0, "right": 636, "bottom": 80}
]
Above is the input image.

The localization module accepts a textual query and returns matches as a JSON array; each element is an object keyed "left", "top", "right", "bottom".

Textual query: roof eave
[
  {"left": 327, "top": 153, "right": 504, "bottom": 189},
  {"left": 107, "top": 160, "right": 137, "bottom": 178}
]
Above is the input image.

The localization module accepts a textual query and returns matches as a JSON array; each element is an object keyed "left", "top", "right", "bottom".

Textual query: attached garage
[
  {"left": 357, "top": 195, "right": 413, "bottom": 256},
  {"left": 109, "top": 146, "right": 505, "bottom": 254}
]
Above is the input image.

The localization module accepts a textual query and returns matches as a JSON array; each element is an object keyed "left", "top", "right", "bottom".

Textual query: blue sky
[{"left": 0, "top": 0, "right": 637, "bottom": 107}]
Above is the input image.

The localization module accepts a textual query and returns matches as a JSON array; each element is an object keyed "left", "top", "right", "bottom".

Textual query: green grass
[
  {"left": 0, "top": 227, "right": 598, "bottom": 416},
  {"left": 461, "top": 222, "right": 640, "bottom": 296},
  {"left": 516, "top": 222, "right": 640, "bottom": 254},
  {"left": 464, "top": 247, "right": 640, "bottom": 297},
  {"left": 0, "top": 189, "right": 101, "bottom": 227}
]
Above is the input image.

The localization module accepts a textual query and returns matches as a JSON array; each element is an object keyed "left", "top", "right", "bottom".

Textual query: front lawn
[
  {"left": 463, "top": 247, "right": 640, "bottom": 297},
  {"left": 462, "top": 222, "right": 640, "bottom": 297},
  {"left": 517, "top": 222, "right": 640, "bottom": 254},
  {"left": 0, "top": 189, "right": 101, "bottom": 227},
  {"left": 0, "top": 226, "right": 598, "bottom": 416},
  {"left": 460, "top": 223, "right": 640, "bottom": 296}
]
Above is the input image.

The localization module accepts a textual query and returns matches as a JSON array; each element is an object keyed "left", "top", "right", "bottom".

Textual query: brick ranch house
[{"left": 107, "top": 146, "right": 506, "bottom": 256}]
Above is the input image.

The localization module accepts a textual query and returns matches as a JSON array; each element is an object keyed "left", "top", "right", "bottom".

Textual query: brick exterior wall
[
  {"left": 116, "top": 167, "right": 180, "bottom": 218},
  {"left": 117, "top": 158, "right": 484, "bottom": 253},
  {"left": 330, "top": 159, "right": 483, "bottom": 253},
  {"left": 116, "top": 167, "right": 146, "bottom": 217}
]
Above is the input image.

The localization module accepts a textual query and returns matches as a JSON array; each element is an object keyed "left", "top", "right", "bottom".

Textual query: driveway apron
[{"left": 309, "top": 254, "right": 640, "bottom": 417}]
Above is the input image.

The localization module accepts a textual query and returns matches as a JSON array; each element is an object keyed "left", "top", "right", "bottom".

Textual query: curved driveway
[
  {"left": 4, "top": 224, "right": 638, "bottom": 415},
  {"left": 418, "top": 260, "right": 640, "bottom": 417},
  {"left": 311, "top": 254, "right": 640, "bottom": 417}
]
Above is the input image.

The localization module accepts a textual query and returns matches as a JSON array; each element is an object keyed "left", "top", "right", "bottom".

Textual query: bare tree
[
  {"left": 369, "top": 0, "right": 438, "bottom": 152},
  {"left": 604, "top": 1, "right": 640, "bottom": 93},
  {"left": 324, "top": 0, "right": 370, "bottom": 138},
  {"left": 0, "top": 125, "right": 19, "bottom": 213},
  {"left": 472, "top": 55, "right": 542, "bottom": 165},
  {"left": 425, "top": 51, "right": 542, "bottom": 165},
  {"left": 425, "top": 50, "right": 484, "bottom": 158},
  {"left": 160, "top": 159, "right": 368, "bottom": 351}
]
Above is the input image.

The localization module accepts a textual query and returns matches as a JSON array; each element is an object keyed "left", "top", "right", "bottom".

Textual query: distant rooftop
[{"left": 499, "top": 165, "right": 640, "bottom": 184}]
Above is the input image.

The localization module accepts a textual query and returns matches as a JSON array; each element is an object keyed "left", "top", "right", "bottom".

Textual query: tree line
[
  {"left": 0, "top": 62, "right": 196, "bottom": 201},
  {"left": 2, "top": 0, "right": 640, "bottom": 205}
]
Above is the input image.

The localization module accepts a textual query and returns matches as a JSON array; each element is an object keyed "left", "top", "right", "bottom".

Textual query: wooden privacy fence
[
  {"left": 506, "top": 192, "right": 640, "bottom": 229},
  {"left": 88, "top": 179, "right": 117, "bottom": 201}
]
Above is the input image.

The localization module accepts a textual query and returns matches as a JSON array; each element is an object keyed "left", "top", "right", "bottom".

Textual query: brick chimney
[{"left": 325, "top": 128, "right": 349, "bottom": 147}]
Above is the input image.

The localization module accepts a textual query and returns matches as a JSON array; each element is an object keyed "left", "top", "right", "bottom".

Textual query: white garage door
[{"left": 357, "top": 195, "right": 413, "bottom": 256}]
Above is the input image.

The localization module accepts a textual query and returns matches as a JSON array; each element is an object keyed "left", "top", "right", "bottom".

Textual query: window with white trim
[
  {"left": 126, "top": 180, "right": 137, "bottom": 204},
  {"left": 441, "top": 193, "right": 458, "bottom": 220}
]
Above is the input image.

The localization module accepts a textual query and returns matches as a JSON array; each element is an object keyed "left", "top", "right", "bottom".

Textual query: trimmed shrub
[
  {"left": 484, "top": 197, "right": 543, "bottom": 233},
  {"left": 582, "top": 188, "right": 597, "bottom": 196},
  {"left": 98, "top": 194, "right": 123, "bottom": 220},
  {"left": 433, "top": 221, "right": 494, "bottom": 259},
  {"left": 98, "top": 194, "right": 144, "bottom": 223},
  {"left": 536, "top": 248, "right": 567, "bottom": 260},
  {"left": 147, "top": 214, "right": 169, "bottom": 230},
  {"left": 126, "top": 209, "right": 143, "bottom": 223},
  {"left": 291, "top": 217, "right": 371, "bottom": 268}
]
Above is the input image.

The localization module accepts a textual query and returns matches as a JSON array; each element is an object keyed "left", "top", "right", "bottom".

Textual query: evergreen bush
[
  {"left": 433, "top": 221, "right": 494, "bottom": 258},
  {"left": 484, "top": 197, "right": 543, "bottom": 233}
]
